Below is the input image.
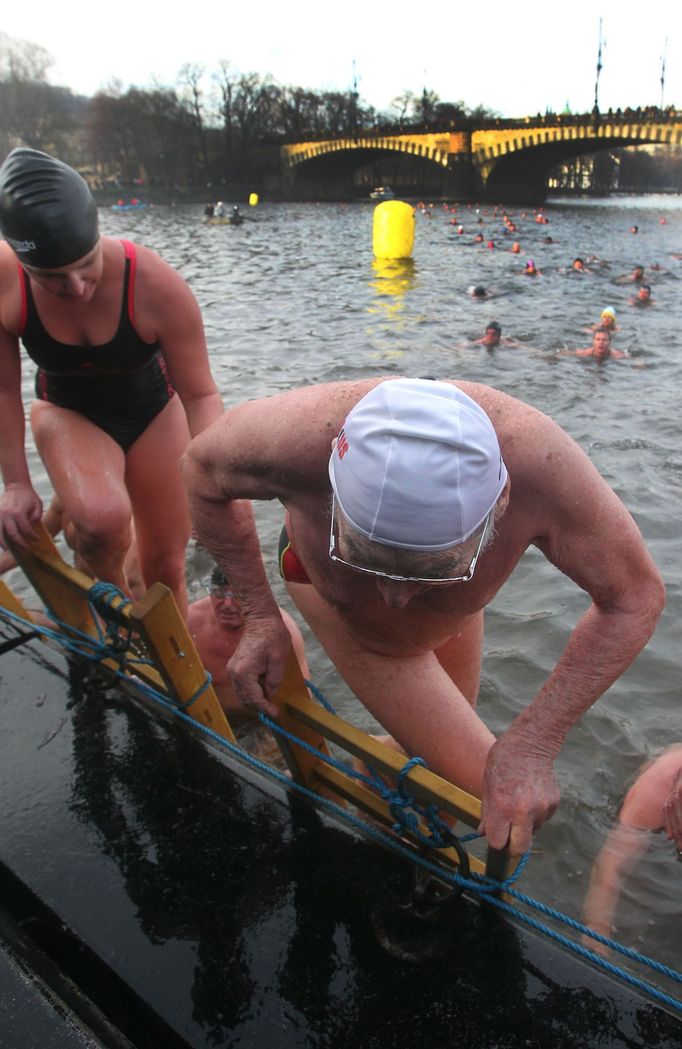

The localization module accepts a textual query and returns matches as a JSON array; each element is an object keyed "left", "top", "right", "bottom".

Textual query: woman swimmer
[{"left": 0, "top": 148, "right": 224, "bottom": 614}]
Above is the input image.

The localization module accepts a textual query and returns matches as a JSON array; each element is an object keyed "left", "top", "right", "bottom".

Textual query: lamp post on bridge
[{"left": 592, "top": 16, "right": 604, "bottom": 125}]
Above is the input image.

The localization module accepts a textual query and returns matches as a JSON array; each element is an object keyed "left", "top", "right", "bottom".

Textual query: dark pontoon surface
[{"left": 1, "top": 623, "right": 680, "bottom": 1049}]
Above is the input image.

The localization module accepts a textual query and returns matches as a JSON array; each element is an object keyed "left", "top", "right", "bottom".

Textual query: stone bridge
[{"left": 280, "top": 112, "right": 682, "bottom": 201}]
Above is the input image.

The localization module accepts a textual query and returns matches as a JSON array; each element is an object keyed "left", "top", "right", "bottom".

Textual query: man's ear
[{"left": 494, "top": 475, "right": 512, "bottom": 522}]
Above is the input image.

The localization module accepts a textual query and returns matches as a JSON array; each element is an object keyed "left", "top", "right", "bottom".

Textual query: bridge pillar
[{"left": 442, "top": 154, "right": 476, "bottom": 200}]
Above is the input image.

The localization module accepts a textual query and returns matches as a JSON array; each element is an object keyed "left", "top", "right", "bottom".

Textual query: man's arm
[
  {"left": 480, "top": 418, "right": 665, "bottom": 854},
  {"left": 581, "top": 824, "right": 650, "bottom": 951}
]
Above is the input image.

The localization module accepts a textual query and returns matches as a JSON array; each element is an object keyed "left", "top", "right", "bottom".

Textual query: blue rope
[{"left": 1, "top": 602, "right": 681, "bottom": 1013}]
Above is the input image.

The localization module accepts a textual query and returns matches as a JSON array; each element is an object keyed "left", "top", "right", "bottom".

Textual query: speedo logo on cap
[
  {"left": 5, "top": 235, "right": 36, "bottom": 253},
  {"left": 337, "top": 428, "right": 349, "bottom": 459}
]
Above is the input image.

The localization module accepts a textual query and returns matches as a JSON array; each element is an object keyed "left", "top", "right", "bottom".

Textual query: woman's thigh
[
  {"left": 124, "top": 396, "right": 192, "bottom": 562},
  {"left": 31, "top": 401, "right": 129, "bottom": 523}
]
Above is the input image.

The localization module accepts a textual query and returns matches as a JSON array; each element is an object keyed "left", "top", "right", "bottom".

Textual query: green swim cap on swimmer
[
  {"left": 0, "top": 148, "right": 99, "bottom": 268},
  {"left": 328, "top": 378, "right": 508, "bottom": 552}
]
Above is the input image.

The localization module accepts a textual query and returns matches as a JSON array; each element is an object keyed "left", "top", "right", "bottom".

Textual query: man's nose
[{"left": 374, "top": 578, "right": 425, "bottom": 608}]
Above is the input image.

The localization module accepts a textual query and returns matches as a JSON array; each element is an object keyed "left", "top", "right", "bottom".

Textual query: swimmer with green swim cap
[{"left": 0, "top": 148, "right": 223, "bottom": 615}]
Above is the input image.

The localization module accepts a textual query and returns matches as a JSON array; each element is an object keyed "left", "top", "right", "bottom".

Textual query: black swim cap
[
  {"left": 210, "top": 566, "right": 229, "bottom": 588},
  {"left": 0, "top": 148, "right": 99, "bottom": 268},
  {"left": 486, "top": 321, "right": 502, "bottom": 333}
]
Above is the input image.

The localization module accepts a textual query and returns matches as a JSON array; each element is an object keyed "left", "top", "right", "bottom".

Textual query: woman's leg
[
  {"left": 124, "top": 396, "right": 192, "bottom": 616},
  {"left": 31, "top": 402, "right": 133, "bottom": 592}
]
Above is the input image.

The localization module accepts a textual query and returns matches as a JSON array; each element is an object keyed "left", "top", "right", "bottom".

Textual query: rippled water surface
[{"left": 14, "top": 195, "right": 682, "bottom": 981}]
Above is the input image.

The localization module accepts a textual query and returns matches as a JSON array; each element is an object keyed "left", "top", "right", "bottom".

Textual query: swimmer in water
[
  {"left": 468, "top": 285, "right": 492, "bottom": 299},
  {"left": 473, "top": 321, "right": 519, "bottom": 349},
  {"left": 560, "top": 327, "right": 626, "bottom": 361},
  {"left": 0, "top": 148, "right": 223, "bottom": 614},
  {"left": 614, "top": 264, "right": 645, "bottom": 285},
  {"left": 588, "top": 307, "right": 619, "bottom": 333},
  {"left": 582, "top": 745, "right": 682, "bottom": 955},
  {"left": 523, "top": 259, "right": 539, "bottom": 276},
  {"left": 628, "top": 284, "right": 654, "bottom": 307}
]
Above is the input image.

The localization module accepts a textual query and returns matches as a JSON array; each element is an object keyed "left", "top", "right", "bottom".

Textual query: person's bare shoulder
[
  {"left": 203, "top": 378, "right": 394, "bottom": 495},
  {"left": 620, "top": 747, "right": 682, "bottom": 831}
]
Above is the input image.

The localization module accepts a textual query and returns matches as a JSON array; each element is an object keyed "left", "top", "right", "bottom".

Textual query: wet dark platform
[{"left": 1, "top": 620, "right": 680, "bottom": 1049}]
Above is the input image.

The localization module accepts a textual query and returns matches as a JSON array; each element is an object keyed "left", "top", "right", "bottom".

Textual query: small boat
[
  {"left": 370, "top": 185, "right": 396, "bottom": 201},
  {"left": 203, "top": 214, "right": 245, "bottom": 227},
  {"left": 111, "top": 201, "right": 147, "bottom": 212}
]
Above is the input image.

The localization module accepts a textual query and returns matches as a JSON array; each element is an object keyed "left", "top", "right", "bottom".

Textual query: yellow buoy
[
  {"left": 372, "top": 200, "right": 414, "bottom": 259},
  {"left": 249, "top": 192, "right": 259, "bottom": 206}
]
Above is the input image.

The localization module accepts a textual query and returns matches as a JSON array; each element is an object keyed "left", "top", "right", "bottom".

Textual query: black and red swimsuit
[{"left": 17, "top": 239, "right": 175, "bottom": 452}]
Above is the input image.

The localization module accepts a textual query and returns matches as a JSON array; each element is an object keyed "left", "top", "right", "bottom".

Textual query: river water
[{"left": 9, "top": 195, "right": 682, "bottom": 984}]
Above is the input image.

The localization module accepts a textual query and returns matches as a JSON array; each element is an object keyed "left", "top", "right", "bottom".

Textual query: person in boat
[
  {"left": 559, "top": 327, "right": 626, "bottom": 361},
  {"left": 204, "top": 203, "right": 215, "bottom": 218},
  {"left": 582, "top": 745, "right": 682, "bottom": 953},
  {"left": 0, "top": 148, "right": 223, "bottom": 615},
  {"left": 182, "top": 376, "right": 665, "bottom": 856},
  {"left": 187, "top": 566, "right": 309, "bottom": 717},
  {"left": 229, "top": 205, "right": 244, "bottom": 226},
  {"left": 214, "top": 201, "right": 225, "bottom": 218}
]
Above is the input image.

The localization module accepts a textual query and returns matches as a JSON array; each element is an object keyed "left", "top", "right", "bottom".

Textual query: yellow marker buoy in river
[
  {"left": 372, "top": 200, "right": 415, "bottom": 259},
  {"left": 249, "top": 193, "right": 259, "bottom": 206}
]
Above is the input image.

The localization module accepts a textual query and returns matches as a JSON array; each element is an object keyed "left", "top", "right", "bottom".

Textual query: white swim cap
[{"left": 328, "top": 378, "right": 508, "bottom": 551}]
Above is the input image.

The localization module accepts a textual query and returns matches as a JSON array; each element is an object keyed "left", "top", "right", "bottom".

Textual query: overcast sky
[{"left": 4, "top": 1, "right": 681, "bottom": 119}]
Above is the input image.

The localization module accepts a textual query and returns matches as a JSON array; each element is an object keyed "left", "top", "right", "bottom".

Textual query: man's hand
[
  {"left": 227, "top": 614, "right": 292, "bottom": 718},
  {"left": 479, "top": 733, "right": 560, "bottom": 855},
  {"left": 0, "top": 483, "right": 43, "bottom": 549}
]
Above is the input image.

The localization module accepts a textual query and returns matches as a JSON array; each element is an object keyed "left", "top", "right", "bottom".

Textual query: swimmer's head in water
[
  {"left": 0, "top": 148, "right": 99, "bottom": 268},
  {"left": 210, "top": 566, "right": 229, "bottom": 589},
  {"left": 328, "top": 378, "right": 508, "bottom": 551},
  {"left": 486, "top": 322, "right": 502, "bottom": 334},
  {"left": 471, "top": 285, "right": 487, "bottom": 298},
  {"left": 601, "top": 306, "right": 617, "bottom": 319}
]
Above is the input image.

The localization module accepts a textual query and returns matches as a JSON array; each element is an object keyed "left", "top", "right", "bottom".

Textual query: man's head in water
[
  {"left": 592, "top": 327, "right": 612, "bottom": 360},
  {"left": 572, "top": 257, "right": 585, "bottom": 272},
  {"left": 0, "top": 148, "right": 102, "bottom": 302},
  {"left": 209, "top": 567, "right": 245, "bottom": 631},
  {"left": 481, "top": 321, "right": 502, "bottom": 347},
  {"left": 469, "top": 285, "right": 488, "bottom": 299},
  {"left": 636, "top": 284, "right": 652, "bottom": 303}
]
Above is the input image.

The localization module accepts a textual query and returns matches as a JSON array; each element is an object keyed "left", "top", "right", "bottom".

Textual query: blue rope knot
[{"left": 179, "top": 673, "right": 213, "bottom": 710}]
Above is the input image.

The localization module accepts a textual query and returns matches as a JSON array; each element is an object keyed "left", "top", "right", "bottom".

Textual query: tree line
[{"left": 0, "top": 32, "right": 500, "bottom": 191}]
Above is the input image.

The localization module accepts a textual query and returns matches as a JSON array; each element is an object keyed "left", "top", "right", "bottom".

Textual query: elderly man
[{"left": 182, "top": 377, "right": 664, "bottom": 855}]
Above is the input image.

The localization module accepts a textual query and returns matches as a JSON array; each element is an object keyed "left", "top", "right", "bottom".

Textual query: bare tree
[
  {"left": 178, "top": 62, "right": 208, "bottom": 177},
  {"left": 0, "top": 33, "right": 78, "bottom": 156}
]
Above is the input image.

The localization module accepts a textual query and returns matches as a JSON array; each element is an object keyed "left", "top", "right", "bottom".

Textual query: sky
[{"left": 4, "top": 1, "right": 682, "bottom": 120}]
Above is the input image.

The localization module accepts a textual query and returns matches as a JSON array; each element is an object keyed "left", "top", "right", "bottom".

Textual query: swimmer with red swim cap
[
  {"left": 0, "top": 148, "right": 223, "bottom": 612},
  {"left": 183, "top": 375, "right": 664, "bottom": 856}
]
